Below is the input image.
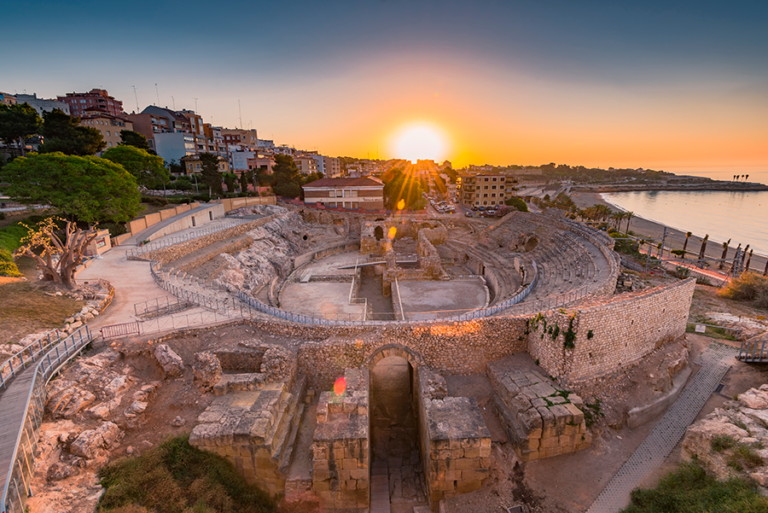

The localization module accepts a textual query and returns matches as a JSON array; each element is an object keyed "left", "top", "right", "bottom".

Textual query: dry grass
[
  {"left": 0, "top": 280, "right": 84, "bottom": 344},
  {"left": 99, "top": 435, "right": 275, "bottom": 513},
  {"left": 720, "top": 272, "right": 768, "bottom": 309}
]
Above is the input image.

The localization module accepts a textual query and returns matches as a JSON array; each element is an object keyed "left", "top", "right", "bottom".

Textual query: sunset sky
[{"left": 2, "top": 0, "right": 767, "bottom": 171}]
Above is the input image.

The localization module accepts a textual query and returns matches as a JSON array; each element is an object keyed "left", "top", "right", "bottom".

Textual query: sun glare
[{"left": 393, "top": 124, "right": 446, "bottom": 163}]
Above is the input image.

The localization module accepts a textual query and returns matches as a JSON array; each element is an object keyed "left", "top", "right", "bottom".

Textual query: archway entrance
[
  {"left": 374, "top": 225, "right": 384, "bottom": 241},
  {"left": 370, "top": 355, "right": 427, "bottom": 509}
]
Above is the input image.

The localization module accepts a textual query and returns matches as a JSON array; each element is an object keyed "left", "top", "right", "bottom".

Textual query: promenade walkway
[
  {"left": 1, "top": 327, "right": 92, "bottom": 513},
  {"left": 586, "top": 342, "right": 738, "bottom": 513}
]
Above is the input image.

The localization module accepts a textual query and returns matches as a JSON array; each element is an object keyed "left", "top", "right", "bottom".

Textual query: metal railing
[
  {"left": 149, "top": 262, "right": 234, "bottom": 314},
  {"left": 126, "top": 219, "right": 250, "bottom": 259},
  {"left": 1, "top": 331, "right": 64, "bottom": 391},
  {"left": 101, "top": 322, "right": 141, "bottom": 340},
  {"left": 1, "top": 326, "right": 92, "bottom": 513},
  {"left": 134, "top": 296, "right": 193, "bottom": 319},
  {"left": 235, "top": 260, "right": 541, "bottom": 326}
]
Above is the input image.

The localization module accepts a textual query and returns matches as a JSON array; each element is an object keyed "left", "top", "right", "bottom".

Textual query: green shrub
[
  {"left": 720, "top": 272, "right": 768, "bottom": 309},
  {"left": 622, "top": 461, "right": 768, "bottom": 512},
  {"left": 504, "top": 196, "right": 529, "bottom": 212},
  {"left": 99, "top": 435, "right": 275, "bottom": 513},
  {"left": 711, "top": 435, "right": 737, "bottom": 452}
]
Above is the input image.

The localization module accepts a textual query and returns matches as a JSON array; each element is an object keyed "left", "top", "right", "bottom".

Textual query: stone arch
[
  {"left": 366, "top": 344, "right": 425, "bottom": 370},
  {"left": 374, "top": 225, "right": 384, "bottom": 241}
]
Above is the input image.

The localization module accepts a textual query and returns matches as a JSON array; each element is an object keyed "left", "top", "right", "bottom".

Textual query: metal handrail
[
  {"left": 1, "top": 325, "right": 92, "bottom": 513},
  {"left": 126, "top": 219, "right": 250, "bottom": 259}
]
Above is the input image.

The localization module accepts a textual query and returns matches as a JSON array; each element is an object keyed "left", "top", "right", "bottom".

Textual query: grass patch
[
  {"left": 0, "top": 281, "right": 84, "bottom": 344},
  {"left": 686, "top": 315, "right": 737, "bottom": 341},
  {"left": 621, "top": 461, "right": 768, "bottom": 513},
  {"left": 727, "top": 444, "right": 764, "bottom": 472},
  {"left": 98, "top": 435, "right": 276, "bottom": 513},
  {"left": 583, "top": 400, "right": 604, "bottom": 428},
  {"left": 711, "top": 435, "right": 737, "bottom": 452}
]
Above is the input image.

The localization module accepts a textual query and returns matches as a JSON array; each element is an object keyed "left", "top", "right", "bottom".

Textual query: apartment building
[
  {"left": 181, "top": 154, "right": 230, "bottom": 175},
  {"left": 0, "top": 92, "right": 17, "bottom": 106},
  {"left": 324, "top": 156, "right": 341, "bottom": 178},
  {"left": 58, "top": 89, "right": 123, "bottom": 118},
  {"left": 15, "top": 93, "right": 70, "bottom": 116},
  {"left": 222, "top": 128, "right": 259, "bottom": 150},
  {"left": 294, "top": 155, "right": 318, "bottom": 175},
  {"left": 458, "top": 174, "right": 508, "bottom": 207},
  {"left": 302, "top": 177, "right": 385, "bottom": 210},
  {"left": 80, "top": 107, "right": 133, "bottom": 151}
]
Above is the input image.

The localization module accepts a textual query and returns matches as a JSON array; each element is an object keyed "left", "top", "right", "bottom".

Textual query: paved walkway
[
  {"left": 586, "top": 342, "right": 738, "bottom": 513},
  {"left": 0, "top": 364, "right": 37, "bottom": 489},
  {"left": 370, "top": 459, "right": 391, "bottom": 513}
]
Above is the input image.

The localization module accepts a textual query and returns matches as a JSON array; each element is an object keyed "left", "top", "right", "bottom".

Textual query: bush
[
  {"left": 98, "top": 435, "right": 275, "bottom": 513},
  {"left": 719, "top": 272, "right": 768, "bottom": 309},
  {"left": 140, "top": 196, "right": 169, "bottom": 206},
  {"left": 504, "top": 196, "right": 529, "bottom": 212},
  {"left": 0, "top": 249, "right": 22, "bottom": 277},
  {"left": 100, "top": 222, "right": 127, "bottom": 238},
  {"left": 622, "top": 461, "right": 768, "bottom": 512}
]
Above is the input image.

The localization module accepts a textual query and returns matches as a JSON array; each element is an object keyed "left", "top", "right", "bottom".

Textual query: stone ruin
[
  {"left": 488, "top": 363, "right": 592, "bottom": 462},
  {"left": 189, "top": 342, "right": 305, "bottom": 496},
  {"left": 416, "top": 367, "right": 492, "bottom": 503},
  {"left": 311, "top": 368, "right": 371, "bottom": 510}
]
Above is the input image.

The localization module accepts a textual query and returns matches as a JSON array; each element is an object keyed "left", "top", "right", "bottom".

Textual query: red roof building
[
  {"left": 58, "top": 89, "right": 124, "bottom": 118},
  {"left": 302, "top": 177, "right": 384, "bottom": 210}
]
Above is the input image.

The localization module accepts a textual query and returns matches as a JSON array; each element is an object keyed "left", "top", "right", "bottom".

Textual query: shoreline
[
  {"left": 570, "top": 191, "right": 768, "bottom": 276},
  {"left": 572, "top": 183, "right": 768, "bottom": 193}
]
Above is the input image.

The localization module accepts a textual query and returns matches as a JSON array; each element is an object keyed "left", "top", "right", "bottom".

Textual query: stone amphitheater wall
[
  {"left": 528, "top": 278, "right": 695, "bottom": 384},
  {"left": 141, "top": 215, "right": 278, "bottom": 264}
]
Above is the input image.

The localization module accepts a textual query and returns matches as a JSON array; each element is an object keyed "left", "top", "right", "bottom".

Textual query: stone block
[
  {"left": 313, "top": 480, "right": 330, "bottom": 491},
  {"left": 461, "top": 438, "right": 481, "bottom": 449},
  {"left": 464, "top": 447, "right": 480, "bottom": 458},
  {"left": 342, "top": 458, "right": 359, "bottom": 470},
  {"left": 457, "top": 479, "right": 483, "bottom": 493},
  {"left": 455, "top": 458, "right": 481, "bottom": 470},
  {"left": 479, "top": 446, "right": 491, "bottom": 458},
  {"left": 314, "top": 460, "right": 330, "bottom": 472},
  {"left": 451, "top": 448, "right": 464, "bottom": 458},
  {"left": 462, "top": 468, "right": 489, "bottom": 481}
]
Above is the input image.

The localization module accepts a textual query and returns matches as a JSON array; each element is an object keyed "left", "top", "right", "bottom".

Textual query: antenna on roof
[
  {"left": 171, "top": 96, "right": 175, "bottom": 110},
  {"left": 238, "top": 99, "right": 243, "bottom": 129},
  {"left": 194, "top": 97, "right": 198, "bottom": 112},
  {"left": 155, "top": 83, "right": 160, "bottom": 106},
  {"left": 132, "top": 86, "right": 139, "bottom": 111}
]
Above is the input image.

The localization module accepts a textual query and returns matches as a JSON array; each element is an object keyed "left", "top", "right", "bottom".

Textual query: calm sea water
[{"left": 602, "top": 189, "right": 768, "bottom": 257}]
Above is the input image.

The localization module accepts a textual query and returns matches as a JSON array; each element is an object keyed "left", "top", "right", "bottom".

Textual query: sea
[{"left": 601, "top": 168, "right": 768, "bottom": 257}]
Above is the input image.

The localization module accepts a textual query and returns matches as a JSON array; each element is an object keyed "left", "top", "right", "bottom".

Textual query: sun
[{"left": 393, "top": 123, "right": 446, "bottom": 163}]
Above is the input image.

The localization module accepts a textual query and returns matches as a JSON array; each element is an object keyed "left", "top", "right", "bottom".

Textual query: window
[
  {"left": 492, "top": 185, "right": 496, "bottom": 189},
  {"left": 491, "top": 193, "right": 496, "bottom": 197},
  {"left": 484, "top": 177, "right": 489, "bottom": 181},
  {"left": 483, "top": 193, "right": 488, "bottom": 197},
  {"left": 106, "top": 131, "right": 110, "bottom": 136},
  {"left": 492, "top": 177, "right": 497, "bottom": 181}
]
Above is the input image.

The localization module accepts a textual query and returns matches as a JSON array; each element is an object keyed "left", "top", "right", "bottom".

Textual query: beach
[{"left": 570, "top": 191, "right": 768, "bottom": 277}]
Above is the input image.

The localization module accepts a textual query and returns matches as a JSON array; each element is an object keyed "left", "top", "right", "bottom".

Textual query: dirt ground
[{"left": 0, "top": 257, "right": 84, "bottom": 347}]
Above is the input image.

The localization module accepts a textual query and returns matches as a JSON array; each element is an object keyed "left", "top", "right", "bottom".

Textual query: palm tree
[
  {"left": 682, "top": 231, "right": 692, "bottom": 259},
  {"left": 625, "top": 211, "right": 634, "bottom": 233},
  {"left": 746, "top": 174, "right": 750, "bottom": 181},
  {"left": 718, "top": 239, "right": 731, "bottom": 269},
  {"left": 745, "top": 249, "right": 753, "bottom": 271},
  {"left": 697, "top": 234, "right": 709, "bottom": 266}
]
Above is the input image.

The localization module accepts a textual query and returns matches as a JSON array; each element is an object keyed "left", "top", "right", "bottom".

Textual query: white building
[
  {"left": 15, "top": 93, "right": 70, "bottom": 117},
  {"left": 154, "top": 132, "right": 196, "bottom": 165}
]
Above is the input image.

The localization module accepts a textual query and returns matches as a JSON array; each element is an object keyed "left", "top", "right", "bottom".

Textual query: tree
[
  {"left": 119, "top": 130, "right": 151, "bottom": 151},
  {"left": 680, "top": 232, "right": 692, "bottom": 259},
  {"left": 719, "top": 239, "right": 731, "bottom": 270},
  {"left": 199, "top": 153, "right": 223, "bottom": 196},
  {"left": 39, "top": 109, "right": 105, "bottom": 155},
  {"left": 0, "top": 102, "right": 42, "bottom": 157},
  {"left": 223, "top": 172, "right": 237, "bottom": 193},
  {"left": 271, "top": 155, "right": 304, "bottom": 198},
  {"left": 0, "top": 152, "right": 140, "bottom": 223},
  {"left": 504, "top": 196, "right": 529, "bottom": 212},
  {"left": 239, "top": 172, "right": 249, "bottom": 195},
  {"left": 14, "top": 217, "right": 99, "bottom": 288},
  {"left": 102, "top": 145, "right": 169, "bottom": 188},
  {"left": 382, "top": 168, "right": 426, "bottom": 210},
  {"left": 625, "top": 211, "right": 634, "bottom": 233}
]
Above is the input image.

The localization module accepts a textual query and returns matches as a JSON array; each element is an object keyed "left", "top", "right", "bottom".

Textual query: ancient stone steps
[{"left": 270, "top": 375, "right": 307, "bottom": 467}]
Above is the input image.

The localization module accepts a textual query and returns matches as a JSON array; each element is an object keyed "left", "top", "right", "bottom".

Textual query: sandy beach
[{"left": 570, "top": 191, "right": 768, "bottom": 277}]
